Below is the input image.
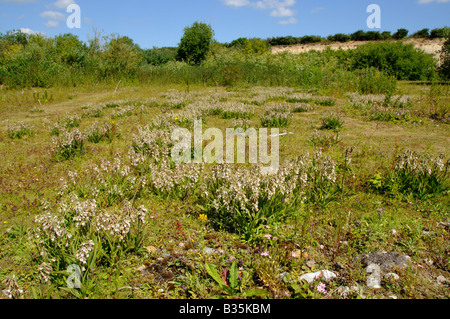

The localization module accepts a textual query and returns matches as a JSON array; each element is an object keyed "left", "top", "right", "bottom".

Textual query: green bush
[
  {"left": 430, "top": 27, "right": 450, "bottom": 39},
  {"left": 412, "top": 28, "right": 430, "bottom": 38},
  {"left": 349, "top": 41, "right": 437, "bottom": 81},
  {"left": 6, "top": 121, "right": 34, "bottom": 139},
  {"left": 392, "top": 29, "right": 409, "bottom": 40},
  {"left": 320, "top": 112, "right": 344, "bottom": 132},
  {"left": 356, "top": 67, "right": 397, "bottom": 95},
  {"left": 327, "top": 33, "right": 350, "bottom": 43},
  {"left": 143, "top": 47, "right": 177, "bottom": 66},
  {"left": 381, "top": 151, "right": 449, "bottom": 199}
]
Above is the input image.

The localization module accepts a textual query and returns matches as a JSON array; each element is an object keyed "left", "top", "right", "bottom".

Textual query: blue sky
[{"left": 0, "top": 0, "right": 449, "bottom": 49}]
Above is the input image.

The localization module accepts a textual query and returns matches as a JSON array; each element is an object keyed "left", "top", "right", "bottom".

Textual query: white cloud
[
  {"left": 278, "top": 17, "right": 297, "bottom": 25},
  {"left": 223, "top": 0, "right": 250, "bottom": 7},
  {"left": 17, "top": 28, "right": 44, "bottom": 35},
  {"left": 270, "top": 7, "right": 294, "bottom": 17},
  {"left": 53, "top": 0, "right": 77, "bottom": 9},
  {"left": 40, "top": 11, "right": 66, "bottom": 21},
  {"left": 418, "top": 0, "right": 450, "bottom": 3},
  {"left": 40, "top": 10, "right": 66, "bottom": 28},
  {"left": 222, "top": 0, "right": 297, "bottom": 23}
]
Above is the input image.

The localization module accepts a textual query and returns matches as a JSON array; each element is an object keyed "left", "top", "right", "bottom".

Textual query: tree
[
  {"left": 101, "top": 35, "right": 142, "bottom": 78},
  {"left": 243, "top": 38, "right": 270, "bottom": 55},
  {"left": 328, "top": 33, "right": 350, "bottom": 43},
  {"left": 55, "top": 33, "right": 87, "bottom": 66},
  {"left": 393, "top": 29, "right": 409, "bottom": 40},
  {"left": 176, "top": 22, "right": 214, "bottom": 65},
  {"left": 412, "top": 28, "right": 430, "bottom": 38},
  {"left": 430, "top": 27, "right": 450, "bottom": 39}
]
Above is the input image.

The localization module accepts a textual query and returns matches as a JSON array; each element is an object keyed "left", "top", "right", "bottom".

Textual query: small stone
[
  {"left": 356, "top": 251, "right": 411, "bottom": 272},
  {"left": 388, "top": 295, "right": 398, "bottom": 299},
  {"left": 436, "top": 275, "right": 447, "bottom": 285},
  {"left": 306, "top": 260, "right": 316, "bottom": 269},
  {"left": 367, "top": 275, "right": 381, "bottom": 289},
  {"left": 384, "top": 273, "right": 400, "bottom": 281},
  {"left": 366, "top": 264, "right": 381, "bottom": 289},
  {"left": 337, "top": 286, "right": 350, "bottom": 295},
  {"left": 299, "top": 270, "right": 337, "bottom": 284},
  {"left": 203, "top": 247, "right": 225, "bottom": 255},
  {"left": 276, "top": 272, "right": 290, "bottom": 282},
  {"left": 145, "top": 246, "right": 157, "bottom": 254}
]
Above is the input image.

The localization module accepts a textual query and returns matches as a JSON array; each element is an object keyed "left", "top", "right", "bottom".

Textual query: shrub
[
  {"left": 143, "top": 47, "right": 177, "bottom": 66},
  {"left": 31, "top": 196, "right": 148, "bottom": 285},
  {"left": 328, "top": 33, "right": 350, "bottom": 43},
  {"left": 349, "top": 42, "right": 437, "bottom": 81},
  {"left": 292, "top": 103, "right": 314, "bottom": 113},
  {"left": 392, "top": 29, "right": 409, "bottom": 40},
  {"left": 430, "top": 27, "right": 450, "bottom": 39},
  {"left": 176, "top": 21, "right": 214, "bottom": 65},
  {"left": 382, "top": 151, "right": 449, "bottom": 199},
  {"left": 86, "top": 121, "right": 119, "bottom": 143},
  {"left": 412, "top": 28, "right": 430, "bottom": 38},
  {"left": 51, "top": 128, "right": 86, "bottom": 161},
  {"left": 82, "top": 105, "right": 104, "bottom": 118},
  {"left": 221, "top": 103, "right": 253, "bottom": 119},
  {"left": 356, "top": 67, "right": 397, "bottom": 95},
  {"left": 369, "top": 106, "right": 412, "bottom": 123},
  {"left": 320, "top": 112, "right": 344, "bottom": 132},
  {"left": 242, "top": 38, "right": 271, "bottom": 55},
  {"left": 260, "top": 108, "right": 292, "bottom": 128},
  {"left": 314, "top": 97, "right": 336, "bottom": 106},
  {"left": 6, "top": 121, "right": 34, "bottom": 139}
]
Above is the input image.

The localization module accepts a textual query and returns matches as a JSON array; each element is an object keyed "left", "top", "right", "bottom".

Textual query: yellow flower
[{"left": 199, "top": 214, "right": 208, "bottom": 222}]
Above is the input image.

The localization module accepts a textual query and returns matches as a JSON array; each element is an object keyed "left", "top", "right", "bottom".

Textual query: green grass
[{"left": 0, "top": 82, "right": 449, "bottom": 300}]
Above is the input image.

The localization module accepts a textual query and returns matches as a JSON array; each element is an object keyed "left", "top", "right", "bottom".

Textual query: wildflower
[
  {"left": 263, "top": 234, "right": 272, "bottom": 239},
  {"left": 76, "top": 240, "right": 95, "bottom": 264},
  {"left": 199, "top": 214, "right": 208, "bottom": 223},
  {"left": 317, "top": 282, "right": 327, "bottom": 295},
  {"left": 260, "top": 250, "right": 270, "bottom": 257}
]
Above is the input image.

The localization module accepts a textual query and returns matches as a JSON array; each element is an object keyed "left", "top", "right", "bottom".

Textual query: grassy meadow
[{"left": 0, "top": 78, "right": 448, "bottom": 299}]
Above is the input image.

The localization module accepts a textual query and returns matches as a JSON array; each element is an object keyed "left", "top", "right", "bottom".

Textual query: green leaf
[
  {"left": 229, "top": 260, "right": 239, "bottom": 290},
  {"left": 205, "top": 262, "right": 225, "bottom": 287}
]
